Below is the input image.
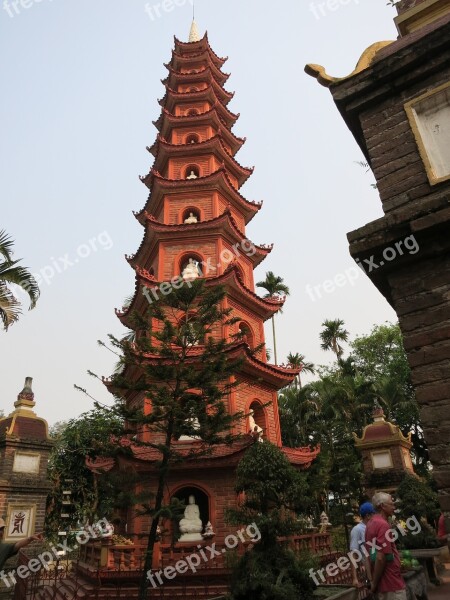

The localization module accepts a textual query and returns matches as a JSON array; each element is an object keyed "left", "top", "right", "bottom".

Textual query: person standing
[
  {"left": 0, "top": 518, "right": 43, "bottom": 571},
  {"left": 350, "top": 502, "right": 375, "bottom": 587},
  {"left": 365, "top": 492, "right": 406, "bottom": 600}
]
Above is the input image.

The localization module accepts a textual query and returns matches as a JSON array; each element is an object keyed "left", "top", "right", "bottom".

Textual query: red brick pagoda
[{"left": 99, "top": 19, "right": 319, "bottom": 560}]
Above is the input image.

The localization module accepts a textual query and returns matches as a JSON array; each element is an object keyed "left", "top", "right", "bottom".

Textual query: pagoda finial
[
  {"left": 14, "top": 376, "right": 36, "bottom": 411},
  {"left": 189, "top": 19, "right": 200, "bottom": 43}
]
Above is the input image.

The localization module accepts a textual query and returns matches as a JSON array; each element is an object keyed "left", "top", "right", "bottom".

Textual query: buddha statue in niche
[{"left": 179, "top": 495, "right": 203, "bottom": 542}]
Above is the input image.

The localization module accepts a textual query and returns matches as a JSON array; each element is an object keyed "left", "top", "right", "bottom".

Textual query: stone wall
[{"left": 321, "top": 13, "right": 450, "bottom": 515}]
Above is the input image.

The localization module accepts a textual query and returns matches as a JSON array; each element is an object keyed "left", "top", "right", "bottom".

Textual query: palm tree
[
  {"left": 286, "top": 352, "right": 315, "bottom": 388},
  {"left": 320, "top": 318, "right": 349, "bottom": 360},
  {"left": 0, "top": 230, "right": 39, "bottom": 330},
  {"left": 256, "top": 271, "right": 290, "bottom": 365}
]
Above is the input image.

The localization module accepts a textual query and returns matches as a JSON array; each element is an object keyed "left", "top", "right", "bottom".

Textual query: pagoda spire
[{"left": 189, "top": 19, "right": 200, "bottom": 42}]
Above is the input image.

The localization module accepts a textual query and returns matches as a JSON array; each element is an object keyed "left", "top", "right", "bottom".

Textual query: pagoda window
[
  {"left": 187, "top": 108, "right": 200, "bottom": 116},
  {"left": 188, "top": 87, "right": 199, "bottom": 92},
  {"left": 185, "top": 165, "right": 200, "bottom": 179},
  {"left": 182, "top": 208, "right": 201, "bottom": 224},
  {"left": 249, "top": 401, "right": 267, "bottom": 438},
  {"left": 238, "top": 322, "right": 254, "bottom": 348},
  {"left": 185, "top": 133, "right": 200, "bottom": 144}
]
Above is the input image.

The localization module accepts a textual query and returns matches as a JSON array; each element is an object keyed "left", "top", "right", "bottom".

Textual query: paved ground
[{"left": 428, "top": 563, "right": 450, "bottom": 600}]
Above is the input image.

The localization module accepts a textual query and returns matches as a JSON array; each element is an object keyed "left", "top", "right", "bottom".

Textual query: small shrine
[
  {"left": 0, "top": 378, "right": 53, "bottom": 541},
  {"left": 354, "top": 405, "right": 415, "bottom": 499}
]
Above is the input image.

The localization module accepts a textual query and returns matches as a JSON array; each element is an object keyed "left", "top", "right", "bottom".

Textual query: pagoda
[{"left": 99, "top": 21, "right": 319, "bottom": 557}]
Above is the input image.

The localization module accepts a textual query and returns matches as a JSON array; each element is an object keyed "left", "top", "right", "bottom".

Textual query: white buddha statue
[
  {"left": 248, "top": 409, "right": 263, "bottom": 442},
  {"left": 182, "top": 258, "right": 201, "bottom": 281},
  {"left": 186, "top": 170, "right": 198, "bottom": 180},
  {"left": 184, "top": 212, "right": 198, "bottom": 224},
  {"left": 179, "top": 495, "right": 203, "bottom": 542}
]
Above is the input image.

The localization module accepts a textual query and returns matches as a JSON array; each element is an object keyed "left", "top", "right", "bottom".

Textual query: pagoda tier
[
  {"left": 165, "top": 48, "right": 227, "bottom": 73},
  {"left": 89, "top": 438, "right": 319, "bottom": 474},
  {"left": 147, "top": 136, "right": 253, "bottom": 188},
  {"left": 134, "top": 169, "right": 262, "bottom": 229},
  {"left": 153, "top": 106, "right": 245, "bottom": 150},
  {"left": 154, "top": 96, "right": 240, "bottom": 131},
  {"left": 116, "top": 264, "right": 284, "bottom": 330},
  {"left": 128, "top": 210, "right": 272, "bottom": 270},
  {"left": 163, "top": 61, "right": 230, "bottom": 88},
  {"left": 173, "top": 33, "right": 228, "bottom": 68}
]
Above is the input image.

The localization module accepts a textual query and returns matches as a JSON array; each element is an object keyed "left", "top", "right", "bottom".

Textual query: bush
[{"left": 230, "top": 546, "right": 316, "bottom": 600}]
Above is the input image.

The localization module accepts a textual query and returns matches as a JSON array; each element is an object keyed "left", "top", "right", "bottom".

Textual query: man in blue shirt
[{"left": 350, "top": 502, "right": 375, "bottom": 587}]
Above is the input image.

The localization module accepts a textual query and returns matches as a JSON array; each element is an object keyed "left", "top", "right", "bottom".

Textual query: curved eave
[
  {"left": 156, "top": 108, "right": 246, "bottom": 156},
  {"left": 157, "top": 87, "right": 239, "bottom": 127},
  {"left": 150, "top": 136, "right": 253, "bottom": 188},
  {"left": 164, "top": 60, "right": 230, "bottom": 87},
  {"left": 170, "top": 46, "right": 227, "bottom": 70},
  {"left": 173, "top": 33, "right": 227, "bottom": 68},
  {"left": 160, "top": 74, "right": 233, "bottom": 116},
  {"left": 155, "top": 104, "right": 235, "bottom": 134},
  {"left": 282, "top": 445, "right": 320, "bottom": 468},
  {"left": 117, "top": 263, "right": 284, "bottom": 328},
  {"left": 137, "top": 168, "right": 262, "bottom": 224},
  {"left": 236, "top": 342, "right": 300, "bottom": 388},
  {"left": 209, "top": 265, "right": 285, "bottom": 321},
  {"left": 163, "top": 65, "right": 229, "bottom": 91},
  {"left": 158, "top": 83, "right": 234, "bottom": 113},
  {"left": 130, "top": 210, "right": 272, "bottom": 268}
]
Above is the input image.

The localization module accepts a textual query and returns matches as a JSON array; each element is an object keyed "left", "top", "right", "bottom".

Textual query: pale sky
[{"left": 0, "top": 0, "right": 399, "bottom": 425}]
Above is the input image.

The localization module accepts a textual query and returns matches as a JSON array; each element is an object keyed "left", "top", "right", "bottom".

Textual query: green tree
[
  {"left": 0, "top": 230, "right": 39, "bottom": 330},
  {"left": 350, "top": 323, "right": 427, "bottom": 470},
  {"left": 95, "top": 280, "right": 249, "bottom": 600},
  {"left": 256, "top": 271, "right": 290, "bottom": 365},
  {"left": 46, "top": 408, "right": 126, "bottom": 538},
  {"left": 320, "top": 319, "right": 349, "bottom": 360},
  {"left": 227, "top": 442, "right": 315, "bottom": 600},
  {"left": 286, "top": 352, "right": 315, "bottom": 388}
]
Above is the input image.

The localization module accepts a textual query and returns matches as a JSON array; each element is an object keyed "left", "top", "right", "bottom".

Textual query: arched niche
[
  {"left": 238, "top": 321, "right": 254, "bottom": 348},
  {"left": 184, "top": 164, "right": 200, "bottom": 179},
  {"left": 185, "top": 133, "right": 200, "bottom": 144},
  {"left": 179, "top": 252, "right": 204, "bottom": 280},
  {"left": 172, "top": 486, "right": 210, "bottom": 542},
  {"left": 181, "top": 207, "right": 201, "bottom": 224},
  {"left": 249, "top": 400, "right": 267, "bottom": 437},
  {"left": 187, "top": 108, "right": 200, "bottom": 116}
]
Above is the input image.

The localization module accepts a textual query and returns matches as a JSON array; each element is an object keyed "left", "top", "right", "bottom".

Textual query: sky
[{"left": 0, "top": 0, "right": 400, "bottom": 426}]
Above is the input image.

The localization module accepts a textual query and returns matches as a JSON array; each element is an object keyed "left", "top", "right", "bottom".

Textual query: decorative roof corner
[{"left": 304, "top": 41, "right": 394, "bottom": 88}]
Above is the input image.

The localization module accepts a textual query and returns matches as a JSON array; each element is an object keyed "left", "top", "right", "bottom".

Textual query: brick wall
[{"left": 325, "top": 13, "right": 450, "bottom": 513}]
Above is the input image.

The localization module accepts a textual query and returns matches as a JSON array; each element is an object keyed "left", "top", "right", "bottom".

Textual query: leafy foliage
[
  {"left": 46, "top": 408, "right": 126, "bottom": 539},
  {"left": 89, "top": 280, "right": 250, "bottom": 600},
  {"left": 0, "top": 230, "right": 40, "bottom": 330},
  {"left": 227, "top": 442, "right": 316, "bottom": 600}
]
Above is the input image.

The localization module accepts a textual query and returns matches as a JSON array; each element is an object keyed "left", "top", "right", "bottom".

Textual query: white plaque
[{"left": 13, "top": 452, "right": 40, "bottom": 474}]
